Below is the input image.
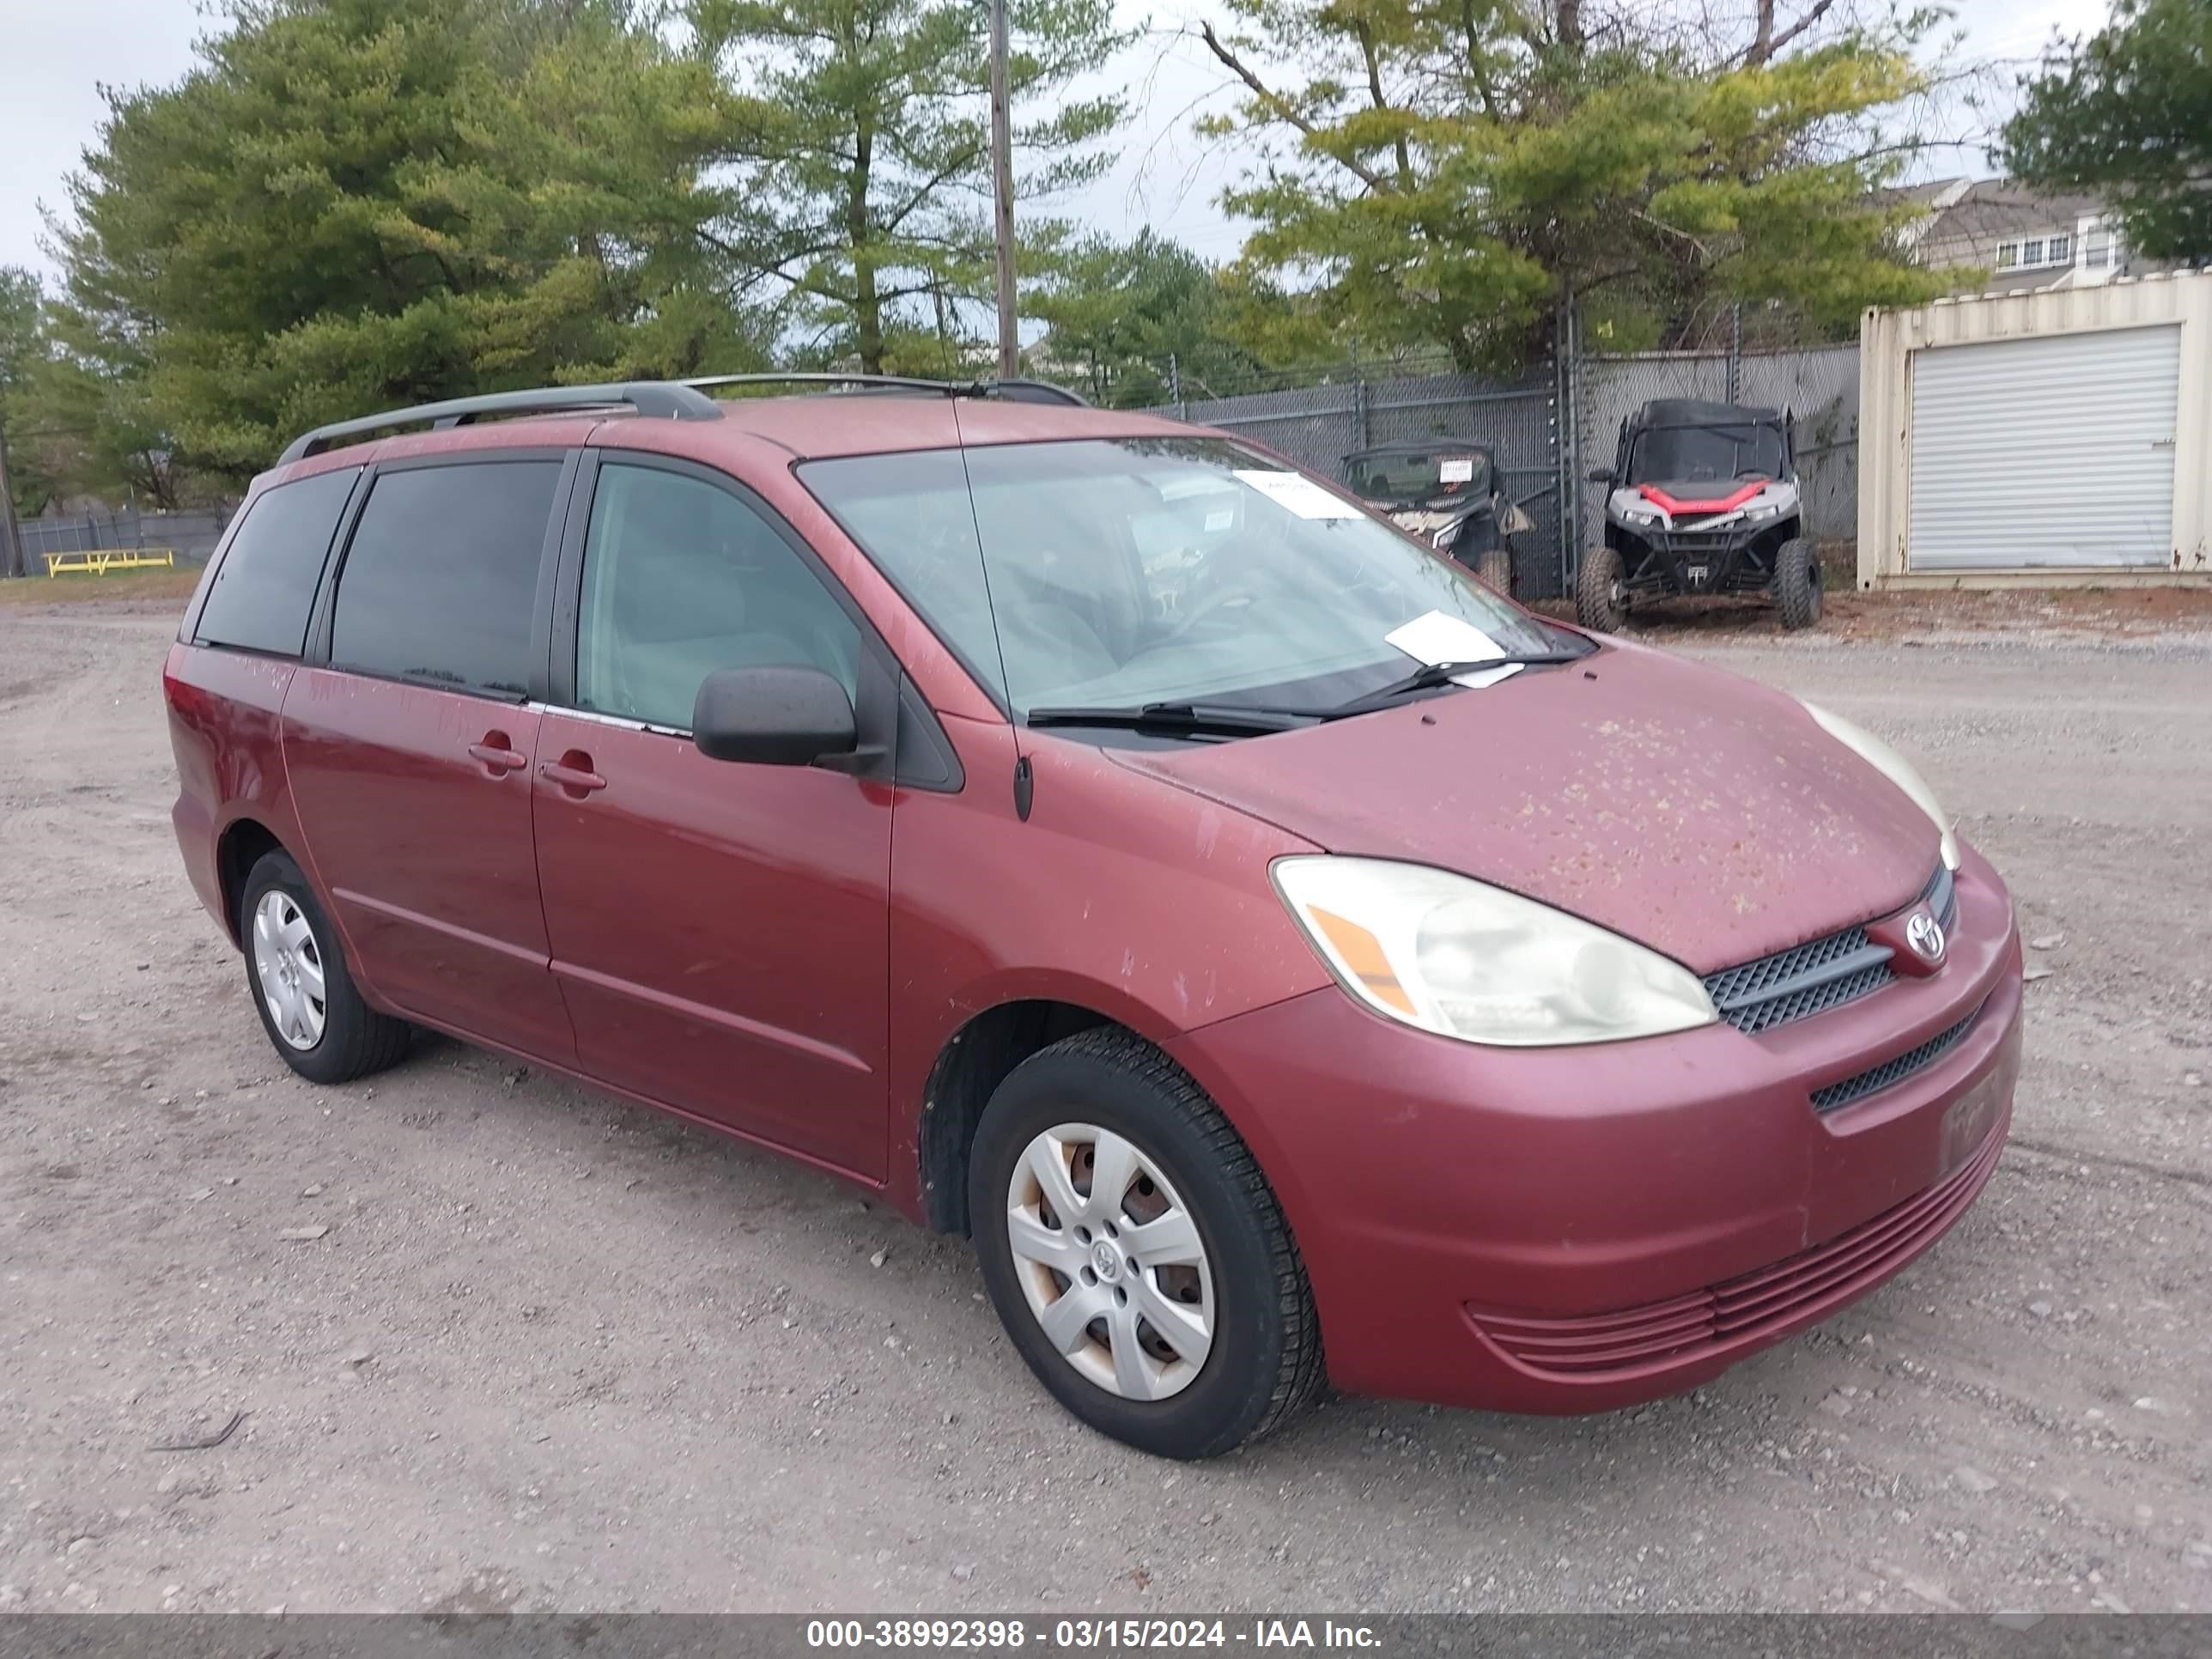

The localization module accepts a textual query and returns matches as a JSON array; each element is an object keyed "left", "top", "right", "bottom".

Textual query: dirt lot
[{"left": 1, "top": 592, "right": 2207, "bottom": 1616}]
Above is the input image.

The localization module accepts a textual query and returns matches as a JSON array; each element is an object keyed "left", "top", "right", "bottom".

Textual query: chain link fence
[
  {"left": 1147, "top": 337, "right": 1860, "bottom": 599},
  {"left": 1159, "top": 365, "right": 1570, "bottom": 599},
  {"left": 19, "top": 506, "right": 235, "bottom": 571}
]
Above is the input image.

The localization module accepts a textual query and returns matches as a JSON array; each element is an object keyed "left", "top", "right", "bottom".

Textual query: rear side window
[
  {"left": 331, "top": 461, "right": 562, "bottom": 698},
  {"left": 194, "top": 467, "right": 360, "bottom": 657}
]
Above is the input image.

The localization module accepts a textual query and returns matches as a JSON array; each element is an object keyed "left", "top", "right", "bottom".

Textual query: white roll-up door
[{"left": 1907, "top": 324, "right": 2179, "bottom": 568}]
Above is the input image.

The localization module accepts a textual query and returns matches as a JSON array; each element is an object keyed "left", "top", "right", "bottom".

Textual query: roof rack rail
[
  {"left": 681, "top": 372, "right": 1089, "bottom": 408},
  {"left": 277, "top": 382, "right": 724, "bottom": 464}
]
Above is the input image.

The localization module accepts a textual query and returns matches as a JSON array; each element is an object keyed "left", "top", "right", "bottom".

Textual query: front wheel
[
  {"left": 1776, "top": 536, "right": 1823, "bottom": 630},
  {"left": 1576, "top": 544, "right": 1627, "bottom": 633},
  {"left": 969, "top": 1029, "right": 1323, "bottom": 1459}
]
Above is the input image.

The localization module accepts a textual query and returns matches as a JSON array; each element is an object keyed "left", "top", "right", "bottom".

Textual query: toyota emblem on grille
[{"left": 1905, "top": 910, "right": 1946, "bottom": 964}]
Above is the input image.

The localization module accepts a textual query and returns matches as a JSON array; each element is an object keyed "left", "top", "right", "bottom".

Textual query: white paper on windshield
[
  {"left": 1234, "top": 469, "right": 1364, "bottom": 520},
  {"left": 1384, "top": 610, "right": 1525, "bottom": 690},
  {"left": 1438, "top": 458, "right": 1475, "bottom": 483},
  {"left": 1204, "top": 508, "right": 1235, "bottom": 532}
]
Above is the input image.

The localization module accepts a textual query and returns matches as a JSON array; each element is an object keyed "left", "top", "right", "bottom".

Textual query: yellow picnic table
[{"left": 43, "top": 547, "right": 178, "bottom": 576}]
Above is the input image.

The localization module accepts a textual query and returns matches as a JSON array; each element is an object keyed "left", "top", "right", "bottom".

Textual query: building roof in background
[{"left": 1921, "top": 180, "right": 2110, "bottom": 248}]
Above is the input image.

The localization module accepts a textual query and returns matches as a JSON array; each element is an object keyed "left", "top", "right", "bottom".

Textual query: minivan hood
[{"left": 1111, "top": 641, "right": 1939, "bottom": 975}]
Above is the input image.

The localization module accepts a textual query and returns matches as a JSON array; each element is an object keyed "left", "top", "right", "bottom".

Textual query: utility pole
[
  {"left": 988, "top": 0, "right": 1018, "bottom": 380},
  {"left": 0, "top": 428, "right": 25, "bottom": 580}
]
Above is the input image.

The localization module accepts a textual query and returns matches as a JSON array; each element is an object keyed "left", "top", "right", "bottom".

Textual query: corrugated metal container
[{"left": 1857, "top": 272, "right": 2212, "bottom": 586}]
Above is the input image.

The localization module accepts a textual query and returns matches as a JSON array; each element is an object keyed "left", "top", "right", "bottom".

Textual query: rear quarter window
[
  {"left": 193, "top": 467, "right": 362, "bottom": 657},
  {"left": 330, "top": 460, "right": 562, "bottom": 699}
]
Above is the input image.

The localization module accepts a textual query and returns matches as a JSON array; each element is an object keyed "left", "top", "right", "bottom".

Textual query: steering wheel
[{"left": 1157, "top": 578, "right": 1260, "bottom": 643}]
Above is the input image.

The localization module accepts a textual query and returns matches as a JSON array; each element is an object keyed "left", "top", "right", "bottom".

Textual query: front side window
[
  {"left": 801, "top": 437, "right": 1553, "bottom": 718},
  {"left": 574, "top": 463, "right": 860, "bottom": 732},
  {"left": 195, "top": 467, "right": 360, "bottom": 657},
  {"left": 331, "top": 460, "right": 562, "bottom": 698}
]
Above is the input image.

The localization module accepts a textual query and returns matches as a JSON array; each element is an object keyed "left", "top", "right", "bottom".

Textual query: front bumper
[
  {"left": 1166, "top": 847, "right": 2022, "bottom": 1413},
  {"left": 1614, "top": 523, "right": 1782, "bottom": 596}
]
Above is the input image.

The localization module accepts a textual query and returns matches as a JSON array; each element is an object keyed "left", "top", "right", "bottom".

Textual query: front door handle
[
  {"left": 467, "top": 733, "right": 527, "bottom": 775},
  {"left": 540, "top": 750, "right": 607, "bottom": 797}
]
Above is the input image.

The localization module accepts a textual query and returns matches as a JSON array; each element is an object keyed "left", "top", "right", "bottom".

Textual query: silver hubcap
[
  {"left": 252, "top": 890, "right": 326, "bottom": 1050},
  {"left": 1006, "top": 1123, "right": 1215, "bottom": 1401}
]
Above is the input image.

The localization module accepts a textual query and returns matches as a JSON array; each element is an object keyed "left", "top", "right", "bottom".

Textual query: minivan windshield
[{"left": 801, "top": 437, "right": 1556, "bottom": 719}]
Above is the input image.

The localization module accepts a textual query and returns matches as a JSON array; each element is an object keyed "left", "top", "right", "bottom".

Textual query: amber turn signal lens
[{"left": 1306, "top": 905, "right": 1418, "bottom": 1017}]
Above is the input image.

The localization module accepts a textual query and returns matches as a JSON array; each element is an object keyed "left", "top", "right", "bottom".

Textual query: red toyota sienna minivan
[{"left": 164, "top": 378, "right": 2022, "bottom": 1459}]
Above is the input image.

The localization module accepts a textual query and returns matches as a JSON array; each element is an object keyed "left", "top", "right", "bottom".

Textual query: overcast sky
[{"left": 0, "top": 0, "right": 2115, "bottom": 283}]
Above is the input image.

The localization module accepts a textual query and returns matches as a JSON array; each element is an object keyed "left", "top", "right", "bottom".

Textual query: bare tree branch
[
  {"left": 1194, "top": 21, "right": 1392, "bottom": 192},
  {"left": 1767, "top": 0, "right": 1840, "bottom": 58}
]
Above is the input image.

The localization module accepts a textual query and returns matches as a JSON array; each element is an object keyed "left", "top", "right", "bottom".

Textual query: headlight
[
  {"left": 1431, "top": 520, "right": 1463, "bottom": 550},
  {"left": 1271, "top": 857, "right": 1718, "bottom": 1047},
  {"left": 1620, "top": 503, "right": 1662, "bottom": 527},
  {"left": 1742, "top": 498, "right": 1782, "bottom": 521},
  {"left": 1802, "top": 702, "right": 1960, "bottom": 871}
]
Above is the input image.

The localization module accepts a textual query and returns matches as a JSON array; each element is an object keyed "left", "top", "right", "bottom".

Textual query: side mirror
[
  {"left": 692, "top": 665, "right": 859, "bottom": 768},
  {"left": 1585, "top": 467, "right": 1614, "bottom": 485}
]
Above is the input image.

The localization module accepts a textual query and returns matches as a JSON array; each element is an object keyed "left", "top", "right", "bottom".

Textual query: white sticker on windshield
[
  {"left": 1234, "top": 469, "right": 1364, "bottom": 520},
  {"left": 1384, "top": 611, "right": 1525, "bottom": 690},
  {"left": 1204, "top": 509, "right": 1235, "bottom": 532},
  {"left": 1438, "top": 458, "right": 1475, "bottom": 483}
]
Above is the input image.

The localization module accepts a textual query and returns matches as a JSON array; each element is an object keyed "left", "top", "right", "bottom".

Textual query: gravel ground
[{"left": 0, "top": 598, "right": 2207, "bottom": 1616}]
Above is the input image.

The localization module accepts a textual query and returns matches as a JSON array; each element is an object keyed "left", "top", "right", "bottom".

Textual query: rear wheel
[
  {"left": 1576, "top": 544, "right": 1627, "bottom": 633},
  {"left": 240, "top": 850, "right": 412, "bottom": 1085},
  {"left": 1776, "top": 537, "right": 1823, "bottom": 630},
  {"left": 1475, "top": 545, "right": 1513, "bottom": 598},
  {"left": 969, "top": 1028, "right": 1323, "bottom": 1460}
]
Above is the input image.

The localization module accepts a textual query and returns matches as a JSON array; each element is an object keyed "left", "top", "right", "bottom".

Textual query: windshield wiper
[
  {"left": 1329, "top": 652, "right": 1588, "bottom": 716},
  {"left": 1025, "top": 701, "right": 1322, "bottom": 737}
]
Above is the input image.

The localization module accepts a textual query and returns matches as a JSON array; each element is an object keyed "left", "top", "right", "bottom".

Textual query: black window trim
[
  {"left": 184, "top": 464, "right": 370, "bottom": 659},
  {"left": 303, "top": 445, "right": 580, "bottom": 707},
  {"left": 550, "top": 447, "right": 963, "bottom": 792}
]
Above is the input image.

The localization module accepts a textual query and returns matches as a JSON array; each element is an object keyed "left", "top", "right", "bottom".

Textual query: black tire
[
  {"left": 1576, "top": 544, "right": 1627, "bottom": 633},
  {"left": 968, "top": 1028, "right": 1324, "bottom": 1460},
  {"left": 1476, "top": 544, "right": 1513, "bottom": 598},
  {"left": 1776, "top": 536, "right": 1823, "bottom": 630},
  {"left": 239, "top": 849, "right": 412, "bottom": 1085}
]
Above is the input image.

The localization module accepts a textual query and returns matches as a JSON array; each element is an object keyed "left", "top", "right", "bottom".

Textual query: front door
[
  {"left": 283, "top": 456, "right": 576, "bottom": 1063},
  {"left": 531, "top": 457, "right": 892, "bottom": 1176}
]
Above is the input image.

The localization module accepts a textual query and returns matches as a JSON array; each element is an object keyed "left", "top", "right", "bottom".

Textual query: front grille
[
  {"left": 1469, "top": 1124, "right": 2004, "bottom": 1381},
  {"left": 1704, "top": 927, "right": 1892, "bottom": 1036},
  {"left": 1811, "top": 1002, "right": 1984, "bottom": 1114},
  {"left": 1704, "top": 862, "right": 1957, "bottom": 1037},
  {"left": 1923, "top": 860, "right": 1957, "bottom": 929}
]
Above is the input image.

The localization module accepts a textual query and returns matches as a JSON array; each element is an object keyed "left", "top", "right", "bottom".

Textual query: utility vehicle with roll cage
[
  {"left": 1340, "top": 441, "right": 1534, "bottom": 597},
  {"left": 1580, "top": 398, "right": 1822, "bottom": 632}
]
